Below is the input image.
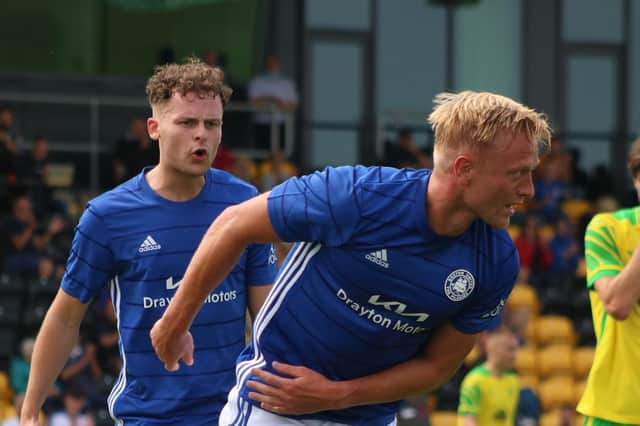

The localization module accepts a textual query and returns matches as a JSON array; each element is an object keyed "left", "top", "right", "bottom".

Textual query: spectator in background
[
  {"left": 58, "top": 337, "right": 102, "bottom": 409},
  {"left": 2, "top": 195, "right": 41, "bottom": 274},
  {"left": 48, "top": 386, "right": 95, "bottom": 426},
  {"left": 548, "top": 215, "right": 580, "bottom": 287},
  {"left": 248, "top": 54, "right": 298, "bottom": 151},
  {"left": 18, "top": 137, "right": 49, "bottom": 187},
  {"left": 0, "top": 106, "right": 19, "bottom": 142},
  {"left": 9, "top": 337, "right": 35, "bottom": 398},
  {"left": 259, "top": 150, "right": 297, "bottom": 191},
  {"left": 566, "top": 147, "right": 589, "bottom": 198},
  {"left": 384, "top": 127, "right": 432, "bottom": 169},
  {"left": 212, "top": 143, "right": 236, "bottom": 172},
  {"left": 585, "top": 164, "right": 615, "bottom": 203},
  {"left": 530, "top": 154, "right": 568, "bottom": 222},
  {"left": 113, "top": 117, "right": 158, "bottom": 184},
  {"left": 515, "top": 214, "right": 553, "bottom": 290},
  {"left": 89, "top": 290, "right": 121, "bottom": 378},
  {"left": 202, "top": 48, "right": 235, "bottom": 89},
  {"left": 457, "top": 325, "right": 521, "bottom": 426},
  {"left": 229, "top": 154, "right": 258, "bottom": 186},
  {"left": 0, "top": 114, "right": 18, "bottom": 183}
]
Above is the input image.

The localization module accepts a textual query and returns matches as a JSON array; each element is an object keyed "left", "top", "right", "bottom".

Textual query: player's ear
[
  {"left": 148, "top": 117, "right": 159, "bottom": 141},
  {"left": 452, "top": 155, "right": 473, "bottom": 184}
]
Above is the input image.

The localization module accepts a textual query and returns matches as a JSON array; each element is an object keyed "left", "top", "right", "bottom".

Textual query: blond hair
[
  {"left": 146, "top": 57, "right": 232, "bottom": 109},
  {"left": 428, "top": 91, "right": 552, "bottom": 169}
]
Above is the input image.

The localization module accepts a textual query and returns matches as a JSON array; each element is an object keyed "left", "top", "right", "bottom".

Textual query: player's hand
[
  {"left": 149, "top": 317, "right": 194, "bottom": 372},
  {"left": 247, "top": 361, "right": 347, "bottom": 415}
]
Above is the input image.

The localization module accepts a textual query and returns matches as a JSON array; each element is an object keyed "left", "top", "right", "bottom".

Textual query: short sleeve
[
  {"left": 458, "top": 373, "right": 481, "bottom": 417},
  {"left": 584, "top": 213, "right": 623, "bottom": 288},
  {"left": 452, "top": 248, "right": 519, "bottom": 334},
  {"left": 267, "top": 166, "right": 361, "bottom": 246},
  {"left": 245, "top": 243, "right": 278, "bottom": 286},
  {"left": 60, "top": 204, "right": 115, "bottom": 303}
]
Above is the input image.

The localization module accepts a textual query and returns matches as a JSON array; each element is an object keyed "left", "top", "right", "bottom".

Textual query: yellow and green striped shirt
[
  {"left": 579, "top": 207, "right": 640, "bottom": 424},
  {"left": 457, "top": 364, "right": 519, "bottom": 426}
]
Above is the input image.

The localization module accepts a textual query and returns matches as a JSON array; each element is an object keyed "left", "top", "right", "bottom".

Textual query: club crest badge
[{"left": 444, "top": 269, "right": 475, "bottom": 302}]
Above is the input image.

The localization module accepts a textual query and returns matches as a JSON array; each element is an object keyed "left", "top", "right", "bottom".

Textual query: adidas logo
[
  {"left": 365, "top": 249, "right": 389, "bottom": 269},
  {"left": 138, "top": 235, "right": 161, "bottom": 253}
]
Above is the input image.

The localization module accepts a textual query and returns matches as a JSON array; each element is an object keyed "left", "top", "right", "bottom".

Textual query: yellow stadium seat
[
  {"left": 519, "top": 374, "right": 539, "bottom": 393},
  {"left": 576, "top": 257, "right": 587, "bottom": 279},
  {"left": 573, "top": 347, "right": 595, "bottom": 379},
  {"left": 507, "top": 224, "right": 521, "bottom": 240},
  {"left": 515, "top": 345, "right": 538, "bottom": 376},
  {"left": 574, "top": 379, "right": 587, "bottom": 405},
  {"left": 538, "top": 344, "right": 573, "bottom": 378},
  {"left": 0, "top": 372, "right": 12, "bottom": 404},
  {"left": 538, "top": 224, "right": 555, "bottom": 243},
  {"left": 538, "top": 376, "right": 575, "bottom": 411},
  {"left": 540, "top": 410, "right": 560, "bottom": 426},
  {"left": 535, "top": 315, "right": 576, "bottom": 346},
  {"left": 429, "top": 411, "right": 458, "bottom": 426},
  {"left": 561, "top": 198, "right": 592, "bottom": 225},
  {"left": 507, "top": 284, "right": 541, "bottom": 314}
]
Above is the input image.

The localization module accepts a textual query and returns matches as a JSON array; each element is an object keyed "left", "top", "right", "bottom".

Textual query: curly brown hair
[{"left": 146, "top": 57, "right": 232, "bottom": 108}]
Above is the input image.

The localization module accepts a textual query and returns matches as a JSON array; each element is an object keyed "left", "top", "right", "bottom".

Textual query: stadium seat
[
  {"left": 0, "top": 329, "right": 17, "bottom": 370},
  {"left": 0, "top": 297, "right": 22, "bottom": 327},
  {"left": 537, "top": 344, "right": 573, "bottom": 378},
  {"left": 0, "top": 371, "right": 13, "bottom": 404},
  {"left": 540, "top": 410, "right": 560, "bottom": 426},
  {"left": 22, "top": 301, "right": 50, "bottom": 333},
  {"left": 561, "top": 198, "right": 592, "bottom": 225},
  {"left": 538, "top": 224, "right": 555, "bottom": 243},
  {"left": 429, "top": 411, "right": 458, "bottom": 426},
  {"left": 519, "top": 374, "right": 539, "bottom": 393},
  {"left": 0, "top": 273, "right": 24, "bottom": 297},
  {"left": 515, "top": 346, "right": 538, "bottom": 376},
  {"left": 507, "top": 224, "right": 521, "bottom": 240},
  {"left": 538, "top": 376, "right": 575, "bottom": 411},
  {"left": 27, "top": 276, "right": 59, "bottom": 300},
  {"left": 507, "top": 283, "right": 540, "bottom": 315},
  {"left": 572, "top": 347, "right": 595, "bottom": 379},
  {"left": 574, "top": 379, "right": 587, "bottom": 405},
  {"left": 535, "top": 315, "right": 576, "bottom": 346}
]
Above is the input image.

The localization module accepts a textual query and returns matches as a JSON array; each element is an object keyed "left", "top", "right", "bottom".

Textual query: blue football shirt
[
  {"left": 60, "top": 167, "right": 277, "bottom": 425},
  {"left": 233, "top": 166, "right": 518, "bottom": 426}
]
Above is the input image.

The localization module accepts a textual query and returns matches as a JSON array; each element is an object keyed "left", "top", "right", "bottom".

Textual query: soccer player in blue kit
[
  {"left": 151, "top": 91, "right": 552, "bottom": 426},
  {"left": 20, "top": 59, "right": 276, "bottom": 425}
]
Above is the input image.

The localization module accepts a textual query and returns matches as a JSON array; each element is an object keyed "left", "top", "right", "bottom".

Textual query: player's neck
[
  {"left": 145, "top": 165, "right": 205, "bottom": 202},
  {"left": 427, "top": 171, "right": 475, "bottom": 236},
  {"left": 485, "top": 360, "right": 506, "bottom": 377}
]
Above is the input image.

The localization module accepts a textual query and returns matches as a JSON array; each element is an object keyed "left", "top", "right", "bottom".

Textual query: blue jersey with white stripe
[
  {"left": 60, "top": 168, "right": 277, "bottom": 425},
  {"left": 234, "top": 166, "right": 518, "bottom": 426}
]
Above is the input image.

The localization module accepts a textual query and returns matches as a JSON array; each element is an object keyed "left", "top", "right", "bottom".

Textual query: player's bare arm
[
  {"left": 593, "top": 240, "right": 640, "bottom": 320},
  {"left": 21, "top": 290, "right": 89, "bottom": 424},
  {"left": 150, "top": 193, "right": 280, "bottom": 369},
  {"left": 247, "top": 322, "right": 477, "bottom": 415}
]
